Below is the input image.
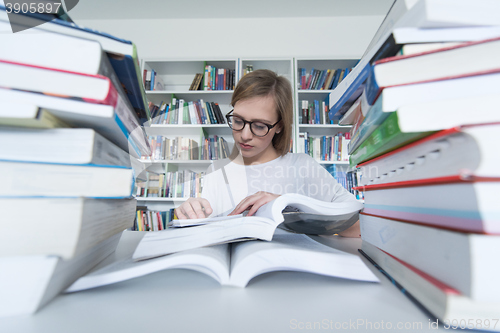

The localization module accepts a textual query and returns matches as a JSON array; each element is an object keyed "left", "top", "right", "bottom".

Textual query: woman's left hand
[{"left": 228, "top": 191, "right": 280, "bottom": 216}]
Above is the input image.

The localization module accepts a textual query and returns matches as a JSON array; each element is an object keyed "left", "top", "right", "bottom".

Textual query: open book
[
  {"left": 133, "top": 193, "right": 364, "bottom": 260},
  {"left": 66, "top": 229, "right": 378, "bottom": 291}
]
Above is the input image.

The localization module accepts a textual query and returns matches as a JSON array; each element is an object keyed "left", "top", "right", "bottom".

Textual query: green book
[{"left": 349, "top": 112, "right": 434, "bottom": 167}]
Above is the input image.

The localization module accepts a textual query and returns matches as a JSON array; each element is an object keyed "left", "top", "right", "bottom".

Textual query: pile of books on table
[
  {"left": 334, "top": 0, "right": 500, "bottom": 329},
  {"left": 0, "top": 7, "right": 150, "bottom": 316}
]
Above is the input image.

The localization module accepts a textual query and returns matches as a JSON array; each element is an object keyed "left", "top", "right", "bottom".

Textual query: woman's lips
[{"left": 239, "top": 143, "right": 253, "bottom": 149}]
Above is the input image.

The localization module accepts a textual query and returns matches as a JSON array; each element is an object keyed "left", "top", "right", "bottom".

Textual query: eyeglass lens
[{"left": 228, "top": 116, "right": 270, "bottom": 136}]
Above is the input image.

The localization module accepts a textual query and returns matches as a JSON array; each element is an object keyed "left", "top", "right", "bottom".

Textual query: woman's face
[{"left": 231, "top": 95, "right": 282, "bottom": 164}]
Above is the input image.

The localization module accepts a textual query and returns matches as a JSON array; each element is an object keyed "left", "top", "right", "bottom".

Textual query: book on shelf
[
  {"left": 134, "top": 208, "right": 176, "bottom": 232},
  {"left": 66, "top": 228, "right": 378, "bottom": 292},
  {"left": 359, "top": 242, "right": 500, "bottom": 327},
  {"left": 364, "top": 37, "right": 500, "bottom": 106},
  {"left": 0, "top": 197, "right": 136, "bottom": 259},
  {"left": 360, "top": 213, "right": 500, "bottom": 303},
  {"left": 298, "top": 67, "right": 353, "bottom": 91},
  {"left": 0, "top": 102, "right": 70, "bottom": 129},
  {"left": 328, "top": 0, "right": 500, "bottom": 120},
  {"left": 148, "top": 99, "right": 226, "bottom": 125},
  {"left": 0, "top": 233, "right": 121, "bottom": 317},
  {"left": 136, "top": 170, "right": 204, "bottom": 199},
  {"left": 357, "top": 124, "right": 500, "bottom": 187},
  {"left": 299, "top": 100, "right": 334, "bottom": 125},
  {"left": 348, "top": 69, "right": 500, "bottom": 155},
  {"left": 203, "top": 65, "right": 234, "bottom": 91},
  {"left": 132, "top": 193, "right": 364, "bottom": 260},
  {"left": 142, "top": 136, "right": 200, "bottom": 161},
  {"left": 298, "top": 132, "right": 350, "bottom": 162},
  {"left": 0, "top": 7, "right": 151, "bottom": 123},
  {"left": 0, "top": 59, "right": 151, "bottom": 157},
  {"left": 200, "top": 135, "right": 230, "bottom": 160},
  {"left": 189, "top": 73, "right": 204, "bottom": 91},
  {"left": 359, "top": 176, "right": 500, "bottom": 235}
]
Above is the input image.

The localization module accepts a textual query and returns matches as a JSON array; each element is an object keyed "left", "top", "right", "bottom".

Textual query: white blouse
[{"left": 201, "top": 153, "right": 357, "bottom": 217}]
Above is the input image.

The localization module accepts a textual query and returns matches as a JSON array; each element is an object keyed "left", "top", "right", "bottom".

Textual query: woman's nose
[{"left": 240, "top": 123, "right": 253, "bottom": 140}]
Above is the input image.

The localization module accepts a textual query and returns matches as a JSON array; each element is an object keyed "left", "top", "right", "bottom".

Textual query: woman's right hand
[{"left": 175, "top": 197, "right": 213, "bottom": 219}]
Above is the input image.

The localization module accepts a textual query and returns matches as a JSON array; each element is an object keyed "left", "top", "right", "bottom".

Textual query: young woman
[{"left": 175, "top": 69, "right": 361, "bottom": 237}]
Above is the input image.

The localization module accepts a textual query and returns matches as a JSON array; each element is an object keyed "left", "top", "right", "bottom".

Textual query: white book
[
  {"left": 358, "top": 124, "right": 500, "bottom": 186},
  {"left": 0, "top": 160, "right": 135, "bottom": 198},
  {"left": 361, "top": 241, "right": 500, "bottom": 328},
  {"left": 360, "top": 213, "right": 500, "bottom": 303},
  {"left": 66, "top": 229, "right": 378, "bottom": 292},
  {"left": 133, "top": 193, "right": 364, "bottom": 260},
  {"left": 0, "top": 197, "right": 136, "bottom": 259},
  {"left": 0, "top": 233, "right": 121, "bottom": 317},
  {"left": 0, "top": 87, "right": 147, "bottom": 158},
  {"left": 0, "top": 127, "right": 133, "bottom": 167}
]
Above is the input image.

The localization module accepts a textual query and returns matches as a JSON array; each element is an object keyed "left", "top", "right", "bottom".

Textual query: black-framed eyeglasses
[{"left": 225, "top": 110, "right": 281, "bottom": 137}]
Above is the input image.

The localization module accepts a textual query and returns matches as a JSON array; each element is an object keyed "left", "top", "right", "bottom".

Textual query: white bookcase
[
  {"left": 137, "top": 57, "right": 359, "bottom": 210},
  {"left": 139, "top": 58, "right": 238, "bottom": 210}
]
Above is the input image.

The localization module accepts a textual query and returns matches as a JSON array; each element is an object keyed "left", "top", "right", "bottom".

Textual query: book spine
[{"left": 349, "top": 112, "right": 433, "bottom": 166}]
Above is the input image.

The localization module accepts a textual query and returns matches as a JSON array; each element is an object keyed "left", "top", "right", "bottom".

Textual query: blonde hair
[{"left": 230, "top": 69, "right": 293, "bottom": 156}]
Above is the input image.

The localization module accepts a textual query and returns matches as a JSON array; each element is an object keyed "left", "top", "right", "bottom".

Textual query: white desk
[{"left": 0, "top": 232, "right": 447, "bottom": 333}]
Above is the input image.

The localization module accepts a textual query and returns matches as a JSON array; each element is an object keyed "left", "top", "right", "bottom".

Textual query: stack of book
[
  {"left": 335, "top": 0, "right": 500, "bottom": 328},
  {"left": 0, "top": 8, "right": 150, "bottom": 316}
]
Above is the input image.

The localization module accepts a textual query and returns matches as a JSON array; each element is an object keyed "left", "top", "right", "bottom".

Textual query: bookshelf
[
  {"left": 137, "top": 57, "right": 362, "bottom": 209},
  {"left": 139, "top": 59, "right": 238, "bottom": 210}
]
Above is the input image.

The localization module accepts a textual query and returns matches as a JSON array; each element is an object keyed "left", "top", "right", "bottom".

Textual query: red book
[
  {"left": 0, "top": 59, "right": 150, "bottom": 157},
  {"left": 365, "top": 36, "right": 500, "bottom": 105}
]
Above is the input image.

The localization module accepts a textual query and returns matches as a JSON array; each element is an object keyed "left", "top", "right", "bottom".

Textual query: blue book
[
  {"left": 315, "top": 70, "right": 327, "bottom": 90},
  {"left": 314, "top": 100, "right": 320, "bottom": 124},
  {"left": 330, "top": 69, "right": 342, "bottom": 90},
  {"left": 0, "top": 159, "right": 135, "bottom": 198}
]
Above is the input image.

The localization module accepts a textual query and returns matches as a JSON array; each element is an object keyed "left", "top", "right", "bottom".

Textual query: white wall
[{"left": 76, "top": 16, "right": 385, "bottom": 62}]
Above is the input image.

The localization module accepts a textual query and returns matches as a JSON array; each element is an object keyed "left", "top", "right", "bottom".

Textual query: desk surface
[{"left": 0, "top": 232, "right": 447, "bottom": 333}]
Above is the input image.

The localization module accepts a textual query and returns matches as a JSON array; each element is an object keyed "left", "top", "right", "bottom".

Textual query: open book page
[
  {"left": 227, "top": 229, "right": 379, "bottom": 288},
  {"left": 255, "top": 193, "right": 364, "bottom": 223},
  {"left": 169, "top": 213, "right": 244, "bottom": 228},
  {"left": 133, "top": 194, "right": 365, "bottom": 260},
  {"left": 132, "top": 215, "right": 278, "bottom": 260},
  {"left": 66, "top": 239, "right": 231, "bottom": 293}
]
